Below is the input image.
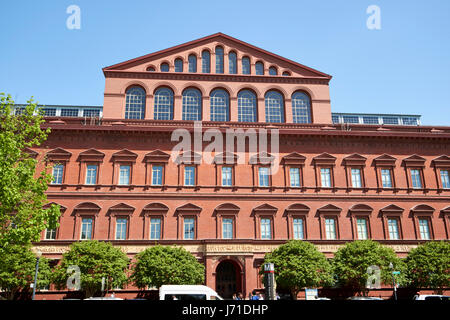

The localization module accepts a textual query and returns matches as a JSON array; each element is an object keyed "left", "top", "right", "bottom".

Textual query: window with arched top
[
  {"left": 255, "top": 61, "right": 264, "bottom": 75},
  {"left": 229, "top": 51, "right": 237, "bottom": 74},
  {"left": 237, "top": 90, "right": 257, "bottom": 122},
  {"left": 282, "top": 71, "right": 290, "bottom": 76},
  {"left": 188, "top": 54, "right": 197, "bottom": 73},
  {"left": 215, "top": 46, "right": 224, "bottom": 74},
  {"left": 265, "top": 90, "right": 285, "bottom": 123},
  {"left": 210, "top": 89, "right": 229, "bottom": 121},
  {"left": 202, "top": 50, "right": 210, "bottom": 73},
  {"left": 242, "top": 56, "right": 251, "bottom": 74},
  {"left": 292, "top": 91, "right": 311, "bottom": 123},
  {"left": 154, "top": 87, "right": 174, "bottom": 120},
  {"left": 146, "top": 66, "right": 155, "bottom": 72},
  {"left": 125, "top": 86, "right": 146, "bottom": 119},
  {"left": 182, "top": 88, "right": 202, "bottom": 121},
  {"left": 160, "top": 63, "right": 169, "bottom": 72},
  {"left": 269, "top": 66, "right": 277, "bottom": 75},
  {"left": 174, "top": 58, "right": 183, "bottom": 72}
]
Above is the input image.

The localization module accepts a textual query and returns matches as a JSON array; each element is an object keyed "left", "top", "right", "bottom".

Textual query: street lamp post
[
  {"left": 389, "top": 262, "right": 397, "bottom": 301},
  {"left": 32, "top": 250, "right": 42, "bottom": 300}
]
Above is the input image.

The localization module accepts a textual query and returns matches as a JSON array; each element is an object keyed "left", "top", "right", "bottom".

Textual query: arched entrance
[{"left": 215, "top": 259, "right": 242, "bottom": 299}]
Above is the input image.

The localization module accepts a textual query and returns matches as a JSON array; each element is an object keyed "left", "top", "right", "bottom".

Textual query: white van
[{"left": 159, "top": 285, "right": 223, "bottom": 300}]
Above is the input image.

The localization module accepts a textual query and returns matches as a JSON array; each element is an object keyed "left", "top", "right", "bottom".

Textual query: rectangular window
[
  {"left": 80, "top": 218, "right": 93, "bottom": 240},
  {"left": 115, "top": 218, "right": 127, "bottom": 240},
  {"left": 222, "top": 167, "right": 232, "bottom": 187},
  {"left": 52, "top": 164, "right": 64, "bottom": 184},
  {"left": 42, "top": 108, "right": 57, "bottom": 117},
  {"left": 184, "top": 166, "right": 196, "bottom": 186},
  {"left": 418, "top": 218, "right": 431, "bottom": 240},
  {"left": 387, "top": 218, "right": 400, "bottom": 240},
  {"left": 381, "top": 169, "right": 393, "bottom": 188},
  {"left": 152, "top": 165, "right": 163, "bottom": 186},
  {"left": 45, "top": 228, "right": 57, "bottom": 240},
  {"left": 362, "top": 116, "right": 379, "bottom": 124},
  {"left": 343, "top": 115, "right": 359, "bottom": 124},
  {"left": 60, "top": 108, "right": 80, "bottom": 117},
  {"left": 410, "top": 169, "right": 422, "bottom": 189},
  {"left": 293, "top": 218, "right": 304, "bottom": 239},
  {"left": 150, "top": 218, "right": 161, "bottom": 240},
  {"left": 259, "top": 167, "right": 270, "bottom": 187},
  {"left": 260, "top": 218, "right": 272, "bottom": 239},
  {"left": 325, "top": 218, "right": 336, "bottom": 240},
  {"left": 118, "top": 165, "right": 130, "bottom": 185},
  {"left": 85, "top": 165, "right": 98, "bottom": 185},
  {"left": 440, "top": 170, "right": 450, "bottom": 189},
  {"left": 83, "top": 109, "right": 101, "bottom": 117},
  {"left": 290, "top": 167, "right": 301, "bottom": 187},
  {"left": 356, "top": 218, "right": 368, "bottom": 240},
  {"left": 351, "top": 168, "right": 362, "bottom": 188},
  {"left": 382, "top": 117, "right": 399, "bottom": 125},
  {"left": 222, "top": 218, "right": 233, "bottom": 239},
  {"left": 184, "top": 218, "right": 195, "bottom": 240},
  {"left": 320, "top": 168, "right": 332, "bottom": 188}
]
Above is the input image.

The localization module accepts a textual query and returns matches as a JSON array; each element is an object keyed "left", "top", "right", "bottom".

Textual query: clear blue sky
[{"left": 1, "top": 0, "right": 449, "bottom": 125}]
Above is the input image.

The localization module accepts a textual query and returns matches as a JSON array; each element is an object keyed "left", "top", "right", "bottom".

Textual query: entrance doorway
[{"left": 215, "top": 260, "right": 241, "bottom": 299}]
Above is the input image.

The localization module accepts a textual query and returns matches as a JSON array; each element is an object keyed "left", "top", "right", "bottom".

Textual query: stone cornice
[{"left": 103, "top": 70, "right": 331, "bottom": 85}]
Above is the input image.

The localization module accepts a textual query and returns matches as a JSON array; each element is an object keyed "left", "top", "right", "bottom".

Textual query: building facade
[{"left": 29, "top": 33, "right": 450, "bottom": 299}]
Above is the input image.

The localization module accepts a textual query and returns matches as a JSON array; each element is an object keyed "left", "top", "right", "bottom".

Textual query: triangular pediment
[
  {"left": 79, "top": 148, "right": 105, "bottom": 157},
  {"left": 103, "top": 33, "right": 331, "bottom": 79},
  {"left": 344, "top": 153, "right": 367, "bottom": 161},
  {"left": 252, "top": 203, "right": 278, "bottom": 215},
  {"left": 432, "top": 155, "right": 450, "bottom": 165},
  {"left": 374, "top": 154, "right": 397, "bottom": 162},
  {"left": 109, "top": 203, "right": 135, "bottom": 211},
  {"left": 213, "top": 152, "right": 239, "bottom": 164},
  {"left": 144, "top": 150, "right": 171, "bottom": 163},
  {"left": 411, "top": 204, "right": 434, "bottom": 212},
  {"left": 380, "top": 204, "right": 404, "bottom": 213},
  {"left": 46, "top": 148, "right": 72, "bottom": 156},
  {"left": 403, "top": 154, "right": 426, "bottom": 162},
  {"left": 176, "top": 203, "right": 202, "bottom": 212},
  {"left": 112, "top": 149, "right": 138, "bottom": 158},
  {"left": 317, "top": 204, "right": 342, "bottom": 212}
]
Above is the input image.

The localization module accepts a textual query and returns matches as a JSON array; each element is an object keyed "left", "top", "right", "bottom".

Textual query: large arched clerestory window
[
  {"left": 182, "top": 88, "right": 202, "bottom": 121},
  {"left": 125, "top": 86, "right": 146, "bottom": 119},
  {"left": 292, "top": 91, "right": 312, "bottom": 123},
  {"left": 202, "top": 50, "right": 211, "bottom": 73},
  {"left": 215, "top": 46, "right": 224, "bottom": 74},
  {"left": 154, "top": 87, "right": 174, "bottom": 120},
  {"left": 265, "top": 90, "right": 285, "bottom": 123},
  {"left": 229, "top": 51, "right": 237, "bottom": 74},
  {"left": 210, "top": 89, "right": 229, "bottom": 121},
  {"left": 188, "top": 54, "right": 197, "bottom": 73},
  {"left": 237, "top": 90, "right": 257, "bottom": 122}
]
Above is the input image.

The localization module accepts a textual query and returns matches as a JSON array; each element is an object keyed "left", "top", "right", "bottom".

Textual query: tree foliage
[
  {"left": 263, "top": 240, "right": 334, "bottom": 299},
  {"left": 405, "top": 241, "right": 450, "bottom": 293},
  {"left": 131, "top": 245, "right": 205, "bottom": 289},
  {"left": 0, "top": 93, "right": 60, "bottom": 247},
  {"left": 332, "top": 240, "right": 406, "bottom": 295},
  {"left": 0, "top": 244, "right": 52, "bottom": 300},
  {"left": 52, "top": 240, "right": 130, "bottom": 298}
]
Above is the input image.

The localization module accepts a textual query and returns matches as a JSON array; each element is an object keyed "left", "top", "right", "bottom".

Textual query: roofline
[
  {"left": 102, "top": 32, "right": 332, "bottom": 79},
  {"left": 332, "top": 112, "right": 421, "bottom": 117}
]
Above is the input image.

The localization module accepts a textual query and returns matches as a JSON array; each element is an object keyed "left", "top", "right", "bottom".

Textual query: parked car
[
  {"left": 84, "top": 297, "right": 123, "bottom": 300},
  {"left": 347, "top": 296, "right": 384, "bottom": 300},
  {"left": 413, "top": 295, "right": 450, "bottom": 301}
]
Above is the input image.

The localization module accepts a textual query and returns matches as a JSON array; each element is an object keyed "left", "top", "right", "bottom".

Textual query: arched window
[
  {"left": 215, "top": 46, "right": 224, "bottom": 74},
  {"left": 202, "top": 50, "right": 210, "bottom": 73},
  {"left": 255, "top": 62, "right": 264, "bottom": 75},
  {"left": 265, "top": 90, "right": 284, "bottom": 123},
  {"left": 160, "top": 63, "right": 169, "bottom": 72},
  {"left": 175, "top": 58, "right": 183, "bottom": 72},
  {"left": 210, "top": 89, "right": 229, "bottom": 121},
  {"left": 125, "top": 86, "right": 146, "bottom": 119},
  {"left": 292, "top": 91, "right": 311, "bottom": 123},
  {"left": 282, "top": 71, "right": 290, "bottom": 76},
  {"left": 146, "top": 66, "right": 155, "bottom": 72},
  {"left": 229, "top": 51, "right": 237, "bottom": 74},
  {"left": 182, "top": 88, "right": 202, "bottom": 121},
  {"left": 242, "top": 56, "right": 251, "bottom": 74},
  {"left": 154, "top": 87, "right": 174, "bottom": 120},
  {"left": 269, "top": 66, "right": 277, "bottom": 75},
  {"left": 188, "top": 54, "right": 197, "bottom": 73},
  {"left": 237, "top": 90, "right": 257, "bottom": 122}
]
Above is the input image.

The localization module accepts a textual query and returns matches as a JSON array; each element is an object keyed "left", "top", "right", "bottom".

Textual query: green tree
[
  {"left": 405, "top": 241, "right": 450, "bottom": 294},
  {"left": 0, "top": 244, "right": 52, "bottom": 300},
  {"left": 131, "top": 245, "right": 205, "bottom": 289},
  {"left": 52, "top": 240, "right": 130, "bottom": 298},
  {"left": 332, "top": 240, "right": 406, "bottom": 296},
  {"left": 0, "top": 93, "right": 60, "bottom": 247},
  {"left": 263, "top": 240, "right": 334, "bottom": 299}
]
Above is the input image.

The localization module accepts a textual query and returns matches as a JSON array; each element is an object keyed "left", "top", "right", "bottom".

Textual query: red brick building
[{"left": 28, "top": 33, "right": 450, "bottom": 299}]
